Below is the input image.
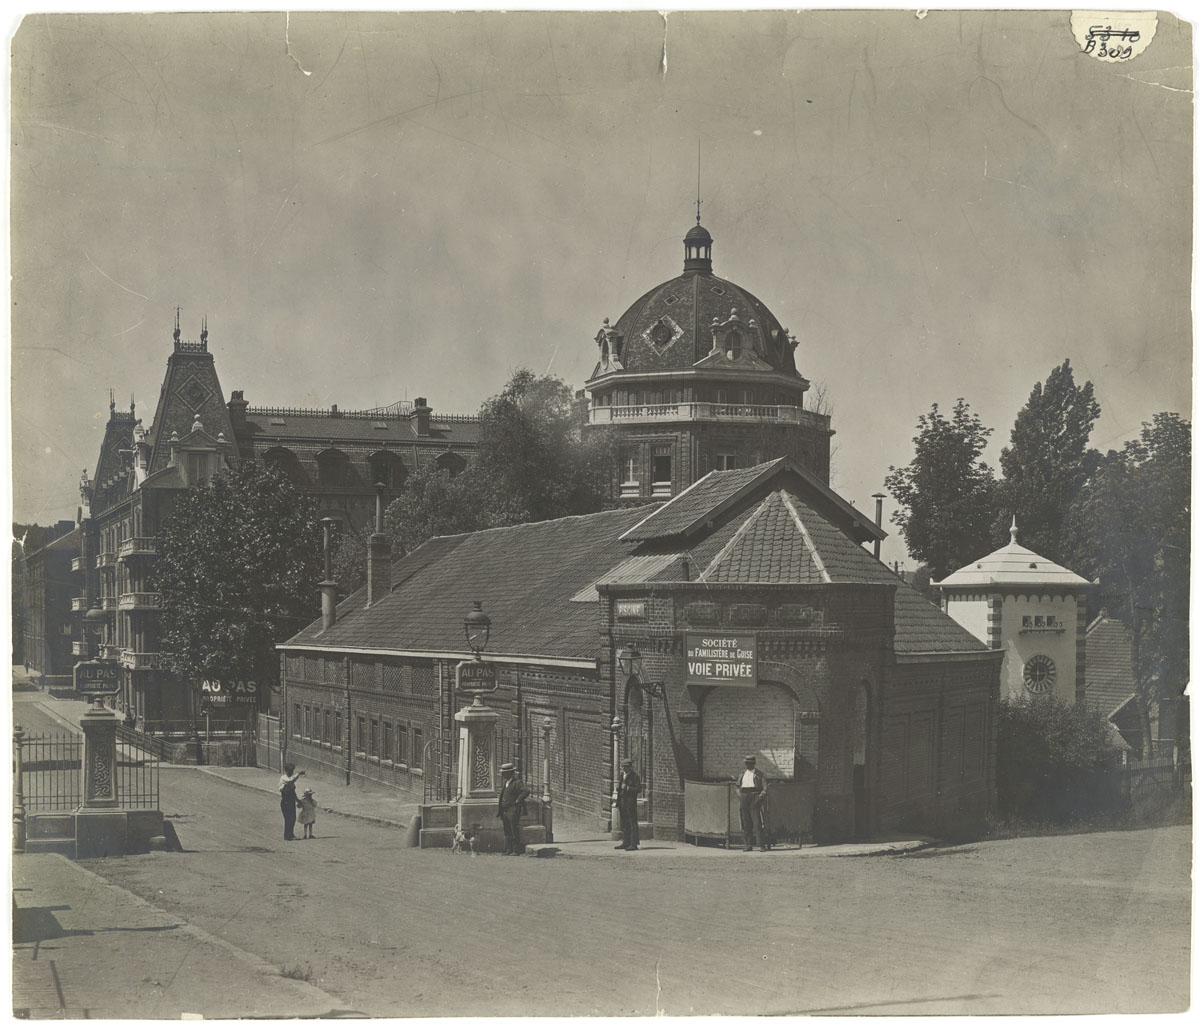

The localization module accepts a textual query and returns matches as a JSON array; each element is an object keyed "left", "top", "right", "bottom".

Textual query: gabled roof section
[
  {"left": 569, "top": 552, "right": 687, "bottom": 602},
  {"left": 620, "top": 456, "right": 883, "bottom": 546},
  {"left": 700, "top": 491, "right": 829, "bottom": 584},
  {"left": 691, "top": 348, "right": 775, "bottom": 373}
]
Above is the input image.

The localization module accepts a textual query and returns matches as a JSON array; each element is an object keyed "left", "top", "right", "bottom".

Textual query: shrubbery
[{"left": 995, "top": 696, "right": 1124, "bottom": 823}]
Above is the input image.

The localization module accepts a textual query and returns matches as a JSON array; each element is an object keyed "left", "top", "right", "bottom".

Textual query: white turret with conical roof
[{"left": 933, "top": 518, "right": 1093, "bottom": 705}]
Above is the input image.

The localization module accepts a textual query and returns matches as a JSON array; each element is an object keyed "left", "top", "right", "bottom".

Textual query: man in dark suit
[
  {"left": 497, "top": 762, "right": 529, "bottom": 855},
  {"left": 736, "top": 755, "right": 770, "bottom": 851},
  {"left": 614, "top": 757, "right": 642, "bottom": 851}
]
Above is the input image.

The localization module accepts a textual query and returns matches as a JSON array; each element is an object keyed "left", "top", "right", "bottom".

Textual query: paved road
[{"left": 14, "top": 691, "right": 1192, "bottom": 1016}]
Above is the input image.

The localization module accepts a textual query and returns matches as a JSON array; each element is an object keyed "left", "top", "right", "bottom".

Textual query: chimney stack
[
  {"left": 366, "top": 484, "right": 393, "bottom": 607},
  {"left": 872, "top": 492, "right": 885, "bottom": 560},
  {"left": 410, "top": 397, "right": 432, "bottom": 437},
  {"left": 319, "top": 518, "right": 339, "bottom": 631}
]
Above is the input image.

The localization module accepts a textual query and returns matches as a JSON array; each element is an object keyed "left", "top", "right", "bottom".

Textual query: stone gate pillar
[
  {"left": 77, "top": 702, "right": 127, "bottom": 857},
  {"left": 455, "top": 696, "right": 504, "bottom": 850}
]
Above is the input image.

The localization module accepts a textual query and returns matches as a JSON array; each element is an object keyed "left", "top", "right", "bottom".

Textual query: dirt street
[{"left": 63, "top": 759, "right": 1189, "bottom": 1017}]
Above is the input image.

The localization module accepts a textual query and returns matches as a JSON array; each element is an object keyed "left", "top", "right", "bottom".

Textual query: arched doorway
[{"left": 698, "top": 678, "right": 820, "bottom": 843}]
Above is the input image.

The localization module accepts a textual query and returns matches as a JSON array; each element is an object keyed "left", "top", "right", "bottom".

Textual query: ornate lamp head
[{"left": 463, "top": 600, "right": 491, "bottom": 658}]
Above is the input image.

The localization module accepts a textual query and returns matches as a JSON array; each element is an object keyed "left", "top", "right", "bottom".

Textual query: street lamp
[
  {"left": 616, "top": 643, "right": 664, "bottom": 699},
  {"left": 463, "top": 600, "right": 491, "bottom": 659}
]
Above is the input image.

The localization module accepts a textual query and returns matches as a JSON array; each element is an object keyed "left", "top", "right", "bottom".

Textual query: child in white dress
[{"left": 298, "top": 788, "right": 318, "bottom": 839}]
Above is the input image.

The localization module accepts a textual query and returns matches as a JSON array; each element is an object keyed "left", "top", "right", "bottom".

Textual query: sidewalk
[
  {"left": 12, "top": 854, "right": 352, "bottom": 1018},
  {"left": 20, "top": 679, "right": 933, "bottom": 860}
]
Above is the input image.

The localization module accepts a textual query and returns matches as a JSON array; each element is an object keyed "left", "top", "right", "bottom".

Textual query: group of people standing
[
  {"left": 278, "top": 763, "right": 318, "bottom": 840},
  {"left": 275, "top": 753, "right": 774, "bottom": 852}
]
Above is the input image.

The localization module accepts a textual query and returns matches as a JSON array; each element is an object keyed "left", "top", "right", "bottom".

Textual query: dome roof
[{"left": 594, "top": 221, "right": 800, "bottom": 377}]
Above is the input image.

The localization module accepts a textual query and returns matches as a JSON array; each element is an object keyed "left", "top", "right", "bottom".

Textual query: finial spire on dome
[
  {"left": 173, "top": 307, "right": 181, "bottom": 344},
  {"left": 696, "top": 140, "right": 702, "bottom": 224},
  {"left": 1010, "top": 515, "right": 1019, "bottom": 544}
]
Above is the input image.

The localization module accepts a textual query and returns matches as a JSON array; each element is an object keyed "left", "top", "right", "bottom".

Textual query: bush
[{"left": 995, "top": 696, "right": 1124, "bottom": 823}]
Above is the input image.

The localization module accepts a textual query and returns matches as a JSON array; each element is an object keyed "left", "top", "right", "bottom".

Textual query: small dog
[{"left": 450, "top": 824, "right": 477, "bottom": 855}]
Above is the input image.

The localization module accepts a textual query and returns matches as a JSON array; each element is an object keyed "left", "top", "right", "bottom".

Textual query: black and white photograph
[{"left": 7, "top": 7, "right": 1192, "bottom": 1018}]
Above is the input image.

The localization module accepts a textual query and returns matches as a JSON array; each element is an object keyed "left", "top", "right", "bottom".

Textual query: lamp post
[
  {"left": 607, "top": 714, "right": 623, "bottom": 836},
  {"left": 541, "top": 715, "right": 553, "bottom": 805},
  {"left": 454, "top": 601, "right": 504, "bottom": 850}
]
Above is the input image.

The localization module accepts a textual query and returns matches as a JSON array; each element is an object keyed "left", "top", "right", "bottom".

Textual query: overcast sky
[{"left": 9, "top": 10, "right": 1192, "bottom": 568}]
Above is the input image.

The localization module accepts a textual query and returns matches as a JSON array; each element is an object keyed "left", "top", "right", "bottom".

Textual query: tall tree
[
  {"left": 884, "top": 399, "right": 997, "bottom": 581},
  {"left": 993, "top": 360, "right": 1101, "bottom": 564},
  {"left": 386, "top": 370, "right": 615, "bottom": 552},
  {"left": 1069, "top": 413, "right": 1190, "bottom": 755},
  {"left": 155, "top": 462, "right": 322, "bottom": 697}
]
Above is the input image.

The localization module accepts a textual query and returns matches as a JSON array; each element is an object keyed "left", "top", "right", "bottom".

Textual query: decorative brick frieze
[{"left": 729, "top": 603, "right": 768, "bottom": 626}]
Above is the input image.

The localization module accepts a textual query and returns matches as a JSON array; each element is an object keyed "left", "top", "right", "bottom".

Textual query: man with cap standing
[
  {"left": 497, "top": 762, "right": 529, "bottom": 855},
  {"left": 614, "top": 757, "right": 642, "bottom": 851},
  {"left": 737, "top": 755, "right": 770, "bottom": 851}
]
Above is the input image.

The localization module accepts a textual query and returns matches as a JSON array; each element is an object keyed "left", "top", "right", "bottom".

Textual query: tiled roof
[
  {"left": 286, "top": 505, "right": 651, "bottom": 661},
  {"left": 620, "top": 460, "right": 787, "bottom": 541},
  {"left": 240, "top": 413, "right": 479, "bottom": 446},
  {"left": 620, "top": 457, "right": 884, "bottom": 546},
  {"left": 702, "top": 491, "right": 827, "bottom": 584},
  {"left": 935, "top": 520, "right": 1090, "bottom": 589},
  {"left": 285, "top": 483, "right": 984, "bottom": 661},
  {"left": 1083, "top": 615, "right": 1135, "bottom": 716}
]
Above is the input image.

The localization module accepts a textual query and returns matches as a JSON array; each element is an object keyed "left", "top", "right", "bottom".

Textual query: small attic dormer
[{"left": 168, "top": 412, "right": 231, "bottom": 486}]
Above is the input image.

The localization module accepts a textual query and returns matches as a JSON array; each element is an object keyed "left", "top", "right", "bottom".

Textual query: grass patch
[{"left": 986, "top": 792, "right": 1192, "bottom": 841}]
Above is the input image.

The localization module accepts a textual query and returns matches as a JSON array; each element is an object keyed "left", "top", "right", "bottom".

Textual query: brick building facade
[
  {"left": 18, "top": 520, "right": 81, "bottom": 681},
  {"left": 278, "top": 458, "right": 1001, "bottom": 843}
]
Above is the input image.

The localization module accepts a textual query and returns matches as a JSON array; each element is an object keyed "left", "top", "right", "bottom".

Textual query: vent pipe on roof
[
  {"left": 872, "top": 492, "right": 885, "bottom": 560},
  {"left": 319, "top": 518, "right": 339, "bottom": 631},
  {"left": 366, "top": 484, "right": 392, "bottom": 608}
]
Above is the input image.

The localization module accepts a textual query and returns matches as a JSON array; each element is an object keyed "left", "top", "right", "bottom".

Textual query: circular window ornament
[{"left": 1023, "top": 655, "right": 1056, "bottom": 694}]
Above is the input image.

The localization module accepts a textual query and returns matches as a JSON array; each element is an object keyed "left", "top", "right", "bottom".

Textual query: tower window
[
  {"left": 651, "top": 445, "right": 672, "bottom": 496},
  {"left": 726, "top": 331, "right": 742, "bottom": 359},
  {"left": 716, "top": 452, "right": 736, "bottom": 472}
]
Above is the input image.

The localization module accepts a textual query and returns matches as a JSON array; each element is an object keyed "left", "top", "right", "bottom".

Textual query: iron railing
[
  {"left": 422, "top": 729, "right": 518, "bottom": 804},
  {"left": 17, "top": 731, "right": 159, "bottom": 810}
]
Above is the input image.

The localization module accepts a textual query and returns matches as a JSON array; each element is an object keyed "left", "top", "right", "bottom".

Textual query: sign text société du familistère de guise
[{"left": 685, "top": 633, "right": 758, "bottom": 687}]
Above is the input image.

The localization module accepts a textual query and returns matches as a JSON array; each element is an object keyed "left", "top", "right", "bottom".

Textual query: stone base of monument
[{"left": 23, "top": 808, "right": 166, "bottom": 859}]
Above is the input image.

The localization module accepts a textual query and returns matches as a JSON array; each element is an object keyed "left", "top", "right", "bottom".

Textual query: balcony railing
[
  {"left": 101, "top": 644, "right": 121, "bottom": 661},
  {"left": 119, "top": 650, "right": 163, "bottom": 671},
  {"left": 118, "top": 537, "right": 159, "bottom": 559},
  {"left": 70, "top": 598, "right": 87, "bottom": 612},
  {"left": 71, "top": 641, "right": 87, "bottom": 657},
  {"left": 70, "top": 556, "right": 86, "bottom": 573},
  {"left": 101, "top": 596, "right": 117, "bottom": 612},
  {"left": 96, "top": 552, "right": 117, "bottom": 568},
  {"left": 588, "top": 402, "right": 830, "bottom": 428},
  {"left": 118, "top": 592, "right": 163, "bottom": 612}
]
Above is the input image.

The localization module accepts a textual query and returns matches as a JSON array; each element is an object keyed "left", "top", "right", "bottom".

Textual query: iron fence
[
  {"left": 18, "top": 731, "right": 159, "bottom": 811},
  {"left": 422, "top": 729, "right": 516, "bottom": 804}
]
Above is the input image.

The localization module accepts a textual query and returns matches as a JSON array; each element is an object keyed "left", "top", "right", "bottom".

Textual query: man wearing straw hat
[{"left": 497, "top": 762, "right": 529, "bottom": 855}]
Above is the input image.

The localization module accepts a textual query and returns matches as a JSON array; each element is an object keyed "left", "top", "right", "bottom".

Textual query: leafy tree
[
  {"left": 884, "top": 399, "right": 997, "bottom": 580},
  {"left": 330, "top": 522, "right": 369, "bottom": 596},
  {"left": 155, "top": 462, "right": 322, "bottom": 699},
  {"left": 386, "top": 370, "right": 615, "bottom": 551},
  {"left": 995, "top": 696, "right": 1123, "bottom": 822},
  {"left": 385, "top": 462, "right": 486, "bottom": 556},
  {"left": 1069, "top": 413, "right": 1190, "bottom": 755},
  {"left": 992, "top": 360, "right": 1101, "bottom": 563}
]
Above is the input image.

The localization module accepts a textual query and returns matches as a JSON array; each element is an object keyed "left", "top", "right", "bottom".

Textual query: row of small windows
[
  {"left": 1021, "top": 615, "right": 1062, "bottom": 629},
  {"left": 620, "top": 447, "right": 740, "bottom": 498},
  {"left": 291, "top": 703, "right": 424, "bottom": 771}
]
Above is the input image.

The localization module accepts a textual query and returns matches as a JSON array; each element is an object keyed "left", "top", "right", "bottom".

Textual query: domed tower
[{"left": 584, "top": 217, "right": 834, "bottom": 501}]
